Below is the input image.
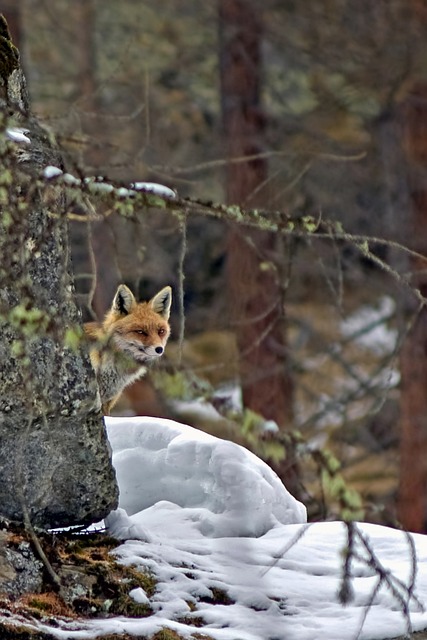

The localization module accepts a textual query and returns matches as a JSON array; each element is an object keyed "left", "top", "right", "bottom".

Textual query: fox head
[{"left": 103, "top": 284, "right": 172, "bottom": 364}]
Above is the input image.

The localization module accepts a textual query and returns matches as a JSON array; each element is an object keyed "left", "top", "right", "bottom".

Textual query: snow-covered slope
[{"left": 30, "top": 416, "right": 427, "bottom": 640}]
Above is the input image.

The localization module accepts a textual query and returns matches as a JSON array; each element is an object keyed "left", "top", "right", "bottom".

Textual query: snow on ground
[
  {"left": 32, "top": 417, "right": 427, "bottom": 640},
  {"left": 340, "top": 296, "right": 397, "bottom": 356}
]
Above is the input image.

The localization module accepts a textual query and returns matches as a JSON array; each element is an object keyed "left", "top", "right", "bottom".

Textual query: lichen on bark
[{"left": 0, "top": 17, "right": 118, "bottom": 528}]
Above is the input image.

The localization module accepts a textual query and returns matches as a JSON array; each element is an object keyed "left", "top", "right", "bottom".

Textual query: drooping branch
[{"left": 36, "top": 168, "right": 427, "bottom": 310}]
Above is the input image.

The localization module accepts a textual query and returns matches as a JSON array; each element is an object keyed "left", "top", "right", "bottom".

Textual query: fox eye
[
  {"left": 158, "top": 328, "right": 166, "bottom": 337},
  {"left": 135, "top": 329, "right": 148, "bottom": 336}
]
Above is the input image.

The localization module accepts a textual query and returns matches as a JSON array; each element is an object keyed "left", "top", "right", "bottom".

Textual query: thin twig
[{"left": 177, "top": 212, "right": 187, "bottom": 364}]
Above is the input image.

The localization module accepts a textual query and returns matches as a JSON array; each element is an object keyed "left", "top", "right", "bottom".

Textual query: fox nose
[{"left": 155, "top": 346, "right": 164, "bottom": 355}]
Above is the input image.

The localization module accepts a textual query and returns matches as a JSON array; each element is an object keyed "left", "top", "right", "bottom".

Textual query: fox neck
[{"left": 97, "top": 359, "right": 147, "bottom": 407}]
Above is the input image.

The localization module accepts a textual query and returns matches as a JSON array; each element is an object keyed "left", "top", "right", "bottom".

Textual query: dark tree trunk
[
  {"left": 0, "top": 19, "right": 118, "bottom": 528},
  {"left": 218, "top": 0, "right": 294, "bottom": 429},
  {"left": 218, "top": 0, "right": 298, "bottom": 494},
  {"left": 398, "top": 82, "right": 427, "bottom": 533},
  {"left": 1, "top": 2, "right": 22, "bottom": 48}
]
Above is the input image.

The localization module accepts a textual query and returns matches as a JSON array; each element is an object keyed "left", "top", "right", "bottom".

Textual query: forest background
[{"left": 5, "top": 0, "right": 427, "bottom": 534}]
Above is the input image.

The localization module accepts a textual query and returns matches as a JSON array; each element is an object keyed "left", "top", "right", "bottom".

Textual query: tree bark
[
  {"left": 398, "top": 82, "right": 427, "bottom": 533},
  {"left": 218, "top": 1, "right": 298, "bottom": 494},
  {"left": 219, "top": 0, "right": 294, "bottom": 429},
  {"left": 0, "top": 2, "right": 22, "bottom": 48},
  {"left": 0, "top": 17, "right": 118, "bottom": 528}
]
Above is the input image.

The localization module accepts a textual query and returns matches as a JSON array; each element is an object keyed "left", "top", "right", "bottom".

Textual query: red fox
[{"left": 84, "top": 284, "right": 172, "bottom": 415}]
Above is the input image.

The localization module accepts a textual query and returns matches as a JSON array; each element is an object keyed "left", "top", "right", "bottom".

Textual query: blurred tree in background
[
  {"left": 397, "top": 0, "right": 427, "bottom": 533},
  {"left": 7, "top": 0, "right": 427, "bottom": 531},
  {"left": 219, "top": 0, "right": 297, "bottom": 491}
]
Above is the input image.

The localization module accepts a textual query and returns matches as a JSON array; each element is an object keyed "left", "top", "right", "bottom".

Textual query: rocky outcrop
[{"left": 0, "top": 16, "right": 118, "bottom": 527}]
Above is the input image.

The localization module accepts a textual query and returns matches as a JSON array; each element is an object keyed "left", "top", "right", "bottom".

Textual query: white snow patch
[
  {"left": 6, "top": 127, "right": 31, "bottom": 144},
  {"left": 129, "top": 587, "right": 150, "bottom": 605},
  {"left": 117, "top": 187, "right": 136, "bottom": 197},
  {"left": 131, "top": 181, "right": 176, "bottom": 198},
  {"left": 85, "top": 180, "right": 114, "bottom": 194},
  {"left": 43, "top": 165, "right": 63, "bottom": 179},
  {"left": 340, "top": 296, "right": 397, "bottom": 355},
  {"left": 62, "top": 173, "right": 81, "bottom": 186}
]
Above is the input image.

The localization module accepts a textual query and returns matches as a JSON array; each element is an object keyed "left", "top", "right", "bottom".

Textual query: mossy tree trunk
[{"left": 0, "top": 17, "right": 118, "bottom": 528}]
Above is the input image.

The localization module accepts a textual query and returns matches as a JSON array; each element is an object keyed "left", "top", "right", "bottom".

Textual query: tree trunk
[
  {"left": 398, "top": 82, "right": 427, "bottom": 533},
  {"left": 0, "top": 18, "right": 118, "bottom": 528},
  {"left": 218, "top": 0, "right": 294, "bottom": 429},
  {"left": 1, "top": 2, "right": 22, "bottom": 47},
  {"left": 219, "top": 0, "right": 298, "bottom": 493}
]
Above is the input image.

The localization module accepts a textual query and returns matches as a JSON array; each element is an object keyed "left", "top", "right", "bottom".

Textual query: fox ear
[
  {"left": 112, "top": 285, "right": 136, "bottom": 315},
  {"left": 150, "top": 286, "right": 172, "bottom": 319}
]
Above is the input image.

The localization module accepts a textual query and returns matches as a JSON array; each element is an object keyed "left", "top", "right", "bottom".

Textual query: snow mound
[{"left": 105, "top": 416, "right": 306, "bottom": 538}]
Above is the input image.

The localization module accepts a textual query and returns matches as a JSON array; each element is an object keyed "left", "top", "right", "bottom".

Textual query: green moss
[
  {"left": 41, "top": 531, "right": 157, "bottom": 618},
  {"left": 10, "top": 339, "right": 24, "bottom": 357},
  {"left": 0, "top": 186, "right": 9, "bottom": 205},
  {"left": 301, "top": 215, "right": 320, "bottom": 233},
  {"left": 64, "top": 326, "right": 84, "bottom": 351},
  {"left": 109, "top": 593, "right": 151, "bottom": 618},
  {"left": 8, "top": 304, "right": 51, "bottom": 338},
  {"left": 113, "top": 199, "right": 135, "bottom": 218},
  {"left": 150, "top": 630, "right": 185, "bottom": 640},
  {"left": 145, "top": 194, "right": 167, "bottom": 208},
  {"left": 26, "top": 597, "right": 51, "bottom": 612},
  {"left": 0, "top": 168, "right": 12, "bottom": 185},
  {"left": 65, "top": 533, "right": 119, "bottom": 553},
  {"left": 64, "top": 553, "right": 155, "bottom": 615},
  {"left": 1, "top": 209, "right": 12, "bottom": 229},
  {"left": 152, "top": 370, "right": 211, "bottom": 402}
]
